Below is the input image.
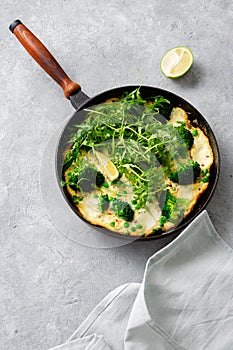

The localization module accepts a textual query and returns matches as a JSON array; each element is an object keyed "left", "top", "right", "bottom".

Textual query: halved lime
[{"left": 160, "top": 47, "right": 194, "bottom": 78}]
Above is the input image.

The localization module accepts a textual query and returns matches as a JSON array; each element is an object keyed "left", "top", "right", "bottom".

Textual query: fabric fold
[
  {"left": 69, "top": 283, "right": 140, "bottom": 349},
  {"left": 48, "top": 334, "right": 111, "bottom": 350}
]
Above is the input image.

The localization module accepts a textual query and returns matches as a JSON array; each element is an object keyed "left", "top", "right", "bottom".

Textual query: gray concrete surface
[{"left": 1, "top": 1, "right": 233, "bottom": 349}]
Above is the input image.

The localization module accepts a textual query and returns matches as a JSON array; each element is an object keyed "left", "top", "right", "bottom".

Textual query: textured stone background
[{"left": 1, "top": 1, "right": 233, "bottom": 349}]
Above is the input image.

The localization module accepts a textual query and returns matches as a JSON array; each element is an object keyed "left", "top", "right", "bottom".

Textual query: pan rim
[{"left": 55, "top": 84, "right": 220, "bottom": 241}]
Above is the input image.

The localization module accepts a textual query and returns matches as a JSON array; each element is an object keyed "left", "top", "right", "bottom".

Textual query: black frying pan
[{"left": 9, "top": 19, "right": 220, "bottom": 240}]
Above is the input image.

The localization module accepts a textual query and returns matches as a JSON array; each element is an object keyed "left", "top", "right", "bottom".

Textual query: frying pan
[{"left": 9, "top": 19, "right": 220, "bottom": 240}]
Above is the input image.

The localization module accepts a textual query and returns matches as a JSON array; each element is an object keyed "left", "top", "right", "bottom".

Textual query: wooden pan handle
[{"left": 9, "top": 20, "right": 81, "bottom": 99}]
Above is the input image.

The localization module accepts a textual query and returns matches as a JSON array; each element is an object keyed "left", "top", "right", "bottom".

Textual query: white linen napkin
[
  {"left": 49, "top": 211, "right": 233, "bottom": 350},
  {"left": 48, "top": 334, "right": 110, "bottom": 350}
]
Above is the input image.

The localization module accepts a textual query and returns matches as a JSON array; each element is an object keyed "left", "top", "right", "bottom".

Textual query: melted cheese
[
  {"left": 190, "top": 127, "right": 213, "bottom": 170},
  {"left": 169, "top": 107, "right": 188, "bottom": 126}
]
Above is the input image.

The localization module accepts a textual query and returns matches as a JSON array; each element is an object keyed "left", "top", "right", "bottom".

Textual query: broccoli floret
[
  {"left": 160, "top": 189, "right": 176, "bottom": 219},
  {"left": 169, "top": 198, "right": 189, "bottom": 224},
  {"left": 158, "top": 191, "right": 190, "bottom": 227},
  {"left": 158, "top": 103, "right": 173, "bottom": 120},
  {"left": 78, "top": 167, "right": 105, "bottom": 192},
  {"left": 159, "top": 216, "right": 167, "bottom": 227},
  {"left": 149, "top": 96, "right": 173, "bottom": 120},
  {"left": 96, "top": 173, "right": 105, "bottom": 187},
  {"left": 176, "top": 125, "right": 194, "bottom": 149},
  {"left": 99, "top": 194, "right": 110, "bottom": 212},
  {"left": 169, "top": 161, "right": 201, "bottom": 185},
  {"left": 112, "top": 199, "right": 134, "bottom": 222}
]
